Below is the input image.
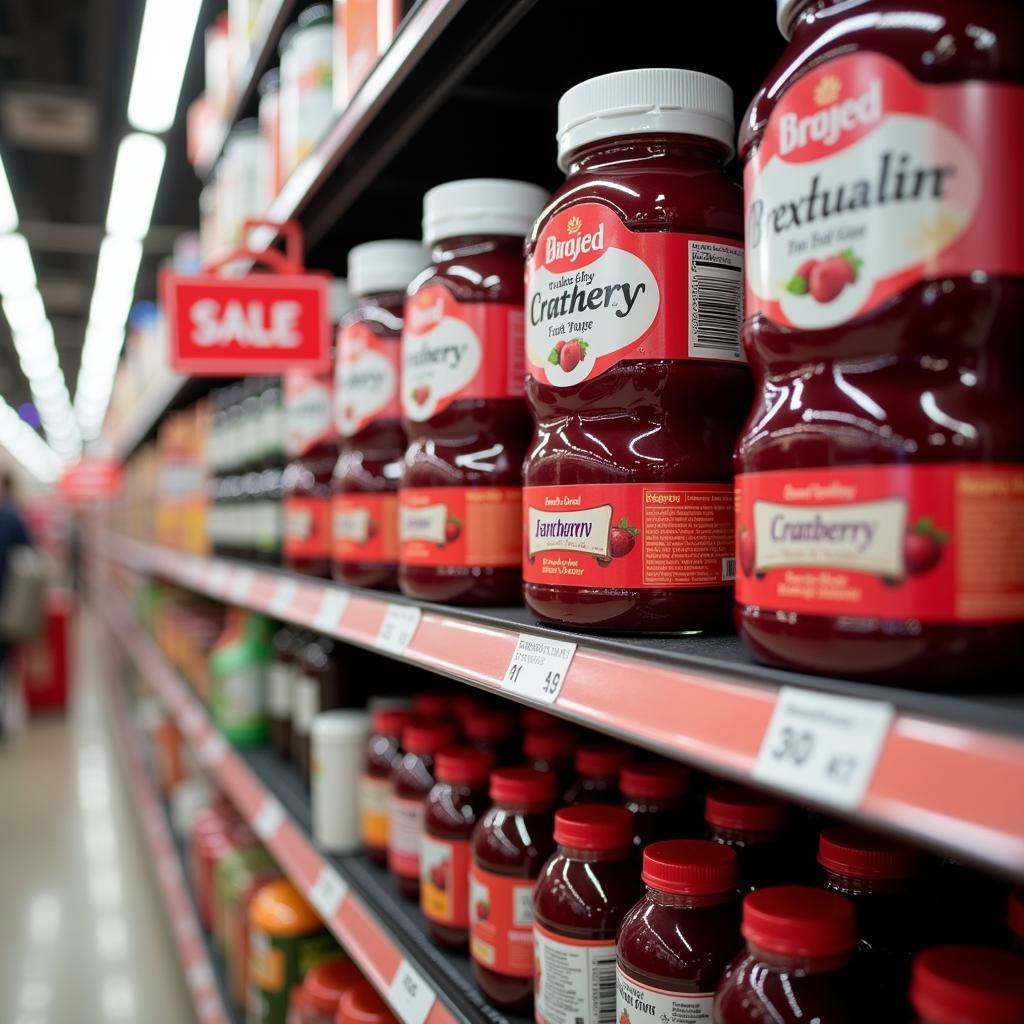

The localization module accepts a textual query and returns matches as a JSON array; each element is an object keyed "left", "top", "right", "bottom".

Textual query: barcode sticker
[
  {"left": 376, "top": 605, "right": 422, "bottom": 655},
  {"left": 308, "top": 866, "right": 348, "bottom": 922},
  {"left": 688, "top": 240, "right": 743, "bottom": 361},
  {"left": 722, "top": 557, "right": 736, "bottom": 581},
  {"left": 314, "top": 589, "right": 350, "bottom": 633},
  {"left": 387, "top": 959, "right": 435, "bottom": 1024},
  {"left": 253, "top": 796, "right": 284, "bottom": 841},
  {"left": 535, "top": 926, "right": 617, "bottom": 1024},
  {"left": 269, "top": 578, "right": 297, "bottom": 618}
]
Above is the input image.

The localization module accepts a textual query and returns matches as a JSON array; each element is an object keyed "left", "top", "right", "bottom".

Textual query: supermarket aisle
[{"left": 0, "top": 612, "right": 194, "bottom": 1024}]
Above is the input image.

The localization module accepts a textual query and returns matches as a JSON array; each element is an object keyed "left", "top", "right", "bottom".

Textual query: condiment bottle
[
  {"left": 620, "top": 761, "right": 692, "bottom": 848},
  {"left": 462, "top": 710, "right": 519, "bottom": 764},
  {"left": 524, "top": 728, "right": 577, "bottom": 784},
  {"left": 298, "top": 959, "right": 363, "bottom": 1024},
  {"left": 564, "top": 744, "right": 632, "bottom": 804},
  {"left": 412, "top": 692, "right": 454, "bottom": 722},
  {"left": 705, "top": 785, "right": 788, "bottom": 890},
  {"left": 909, "top": 945, "right": 1024, "bottom": 1024},
  {"left": 1008, "top": 889, "right": 1024, "bottom": 953},
  {"left": 336, "top": 981, "right": 398, "bottom": 1024},
  {"left": 360, "top": 709, "right": 413, "bottom": 866}
]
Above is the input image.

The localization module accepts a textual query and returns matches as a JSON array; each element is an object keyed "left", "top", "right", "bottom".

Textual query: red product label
[
  {"left": 421, "top": 834, "right": 471, "bottom": 927},
  {"left": 402, "top": 285, "right": 524, "bottom": 420},
  {"left": 745, "top": 54, "right": 1024, "bottom": 329},
  {"left": 525, "top": 203, "right": 744, "bottom": 386},
  {"left": 284, "top": 369, "right": 334, "bottom": 457},
  {"left": 334, "top": 322, "right": 401, "bottom": 436},
  {"left": 469, "top": 864, "right": 535, "bottom": 978},
  {"left": 735, "top": 464, "right": 1024, "bottom": 622},
  {"left": 523, "top": 483, "right": 734, "bottom": 590},
  {"left": 399, "top": 487, "right": 521, "bottom": 568},
  {"left": 283, "top": 496, "right": 331, "bottom": 559},
  {"left": 331, "top": 493, "right": 397, "bottom": 563}
]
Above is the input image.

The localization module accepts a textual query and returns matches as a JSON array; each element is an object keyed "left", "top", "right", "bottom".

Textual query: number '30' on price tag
[
  {"left": 502, "top": 633, "right": 576, "bottom": 705},
  {"left": 387, "top": 959, "right": 435, "bottom": 1024},
  {"left": 752, "top": 687, "right": 894, "bottom": 810}
]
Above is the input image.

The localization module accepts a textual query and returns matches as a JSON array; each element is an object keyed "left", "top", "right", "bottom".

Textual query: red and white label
[
  {"left": 334, "top": 322, "right": 401, "bottom": 436},
  {"left": 735, "top": 464, "right": 1024, "bottom": 621},
  {"left": 746, "top": 54, "right": 1024, "bottom": 329},
  {"left": 388, "top": 795, "right": 425, "bottom": 880},
  {"left": 283, "top": 496, "right": 331, "bottom": 560},
  {"left": 421, "top": 834, "right": 471, "bottom": 928},
  {"left": 523, "top": 483, "right": 734, "bottom": 589},
  {"left": 284, "top": 370, "right": 334, "bottom": 457},
  {"left": 399, "top": 486, "right": 521, "bottom": 568},
  {"left": 616, "top": 965, "right": 713, "bottom": 1024},
  {"left": 331, "top": 492, "right": 398, "bottom": 563},
  {"left": 469, "top": 865, "right": 535, "bottom": 978},
  {"left": 535, "top": 924, "right": 617, "bottom": 1024},
  {"left": 526, "top": 203, "right": 743, "bottom": 385},
  {"left": 402, "top": 285, "right": 523, "bottom": 421}
]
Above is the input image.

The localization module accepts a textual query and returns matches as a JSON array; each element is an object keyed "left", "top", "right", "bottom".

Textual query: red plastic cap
[
  {"left": 521, "top": 707, "right": 557, "bottom": 732},
  {"left": 490, "top": 767, "right": 557, "bottom": 806},
  {"left": 524, "top": 729, "right": 577, "bottom": 762},
  {"left": 642, "top": 839, "right": 737, "bottom": 895},
  {"left": 338, "top": 980, "right": 398, "bottom": 1024},
  {"left": 435, "top": 747, "right": 495, "bottom": 786},
  {"left": 705, "top": 786, "right": 787, "bottom": 832},
  {"left": 818, "top": 825, "right": 919, "bottom": 881},
  {"left": 554, "top": 805, "right": 635, "bottom": 850},
  {"left": 304, "top": 959, "right": 364, "bottom": 1014},
  {"left": 451, "top": 694, "right": 486, "bottom": 724},
  {"left": 742, "top": 886, "right": 856, "bottom": 958},
  {"left": 575, "top": 744, "right": 632, "bottom": 778},
  {"left": 464, "top": 711, "right": 517, "bottom": 744},
  {"left": 1008, "top": 888, "right": 1024, "bottom": 939},
  {"left": 401, "top": 720, "right": 457, "bottom": 755},
  {"left": 412, "top": 693, "right": 452, "bottom": 719},
  {"left": 372, "top": 710, "right": 413, "bottom": 737},
  {"left": 910, "top": 946, "right": 1024, "bottom": 1024},
  {"left": 621, "top": 761, "right": 690, "bottom": 800}
]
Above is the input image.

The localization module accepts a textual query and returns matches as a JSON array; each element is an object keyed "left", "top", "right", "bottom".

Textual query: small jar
[
  {"left": 620, "top": 761, "right": 692, "bottom": 848},
  {"left": 421, "top": 747, "right": 495, "bottom": 950},
  {"left": 705, "top": 786, "right": 788, "bottom": 890},
  {"left": 564, "top": 744, "right": 632, "bottom": 804},
  {"left": 389, "top": 720, "right": 458, "bottom": 899},
  {"left": 298, "top": 959, "right": 363, "bottom": 1024},
  {"left": 713, "top": 886, "right": 858, "bottom": 1023},
  {"left": 269, "top": 626, "right": 301, "bottom": 758},
  {"left": 412, "top": 692, "right": 456, "bottom": 722},
  {"left": 312, "top": 710, "right": 370, "bottom": 852},
  {"left": 534, "top": 806, "right": 643, "bottom": 1024},
  {"left": 617, "top": 839, "right": 741, "bottom": 1023},
  {"left": 523, "top": 728, "right": 577, "bottom": 783},
  {"left": 1008, "top": 889, "right": 1024, "bottom": 953},
  {"left": 360, "top": 710, "right": 413, "bottom": 865},
  {"left": 462, "top": 711, "right": 519, "bottom": 764},
  {"left": 337, "top": 981, "right": 398, "bottom": 1024},
  {"left": 470, "top": 767, "right": 558, "bottom": 1013},
  {"left": 292, "top": 635, "right": 354, "bottom": 784},
  {"left": 910, "top": 945, "right": 1024, "bottom": 1024}
]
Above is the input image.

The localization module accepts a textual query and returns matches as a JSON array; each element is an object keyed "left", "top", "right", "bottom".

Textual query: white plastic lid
[
  {"left": 557, "top": 68, "right": 735, "bottom": 170},
  {"left": 329, "top": 278, "right": 354, "bottom": 321},
  {"left": 347, "top": 240, "right": 428, "bottom": 297},
  {"left": 422, "top": 178, "right": 548, "bottom": 246},
  {"left": 312, "top": 709, "right": 370, "bottom": 740}
]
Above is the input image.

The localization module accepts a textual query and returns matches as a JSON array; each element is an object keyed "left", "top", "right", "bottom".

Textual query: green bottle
[{"left": 209, "top": 609, "right": 273, "bottom": 745}]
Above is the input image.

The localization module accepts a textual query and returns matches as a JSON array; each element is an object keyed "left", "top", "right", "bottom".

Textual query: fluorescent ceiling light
[
  {"left": 106, "top": 133, "right": 167, "bottom": 240},
  {"left": 0, "top": 234, "right": 36, "bottom": 297},
  {"left": 0, "top": 397, "right": 62, "bottom": 482},
  {"left": 0, "top": 152, "right": 17, "bottom": 233},
  {"left": 88, "top": 237, "right": 143, "bottom": 330},
  {"left": 2, "top": 287, "right": 47, "bottom": 334},
  {"left": 127, "top": 0, "right": 204, "bottom": 133}
]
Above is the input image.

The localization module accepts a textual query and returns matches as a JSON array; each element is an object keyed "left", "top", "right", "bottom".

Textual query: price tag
[
  {"left": 207, "top": 563, "right": 230, "bottom": 595},
  {"left": 253, "top": 796, "right": 285, "bottom": 842},
  {"left": 269, "top": 578, "right": 297, "bottom": 618},
  {"left": 752, "top": 687, "right": 894, "bottom": 810},
  {"left": 502, "top": 633, "right": 576, "bottom": 705},
  {"left": 229, "top": 569, "right": 255, "bottom": 605},
  {"left": 387, "top": 960, "right": 435, "bottom": 1024},
  {"left": 180, "top": 703, "right": 204, "bottom": 738},
  {"left": 187, "top": 962, "right": 214, "bottom": 991},
  {"left": 313, "top": 589, "right": 350, "bottom": 633},
  {"left": 308, "top": 866, "right": 348, "bottom": 922},
  {"left": 376, "top": 605, "right": 422, "bottom": 655},
  {"left": 199, "top": 731, "right": 228, "bottom": 768}
]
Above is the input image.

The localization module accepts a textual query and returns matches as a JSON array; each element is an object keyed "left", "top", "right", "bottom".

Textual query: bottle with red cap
[
  {"left": 713, "top": 886, "right": 859, "bottom": 1022},
  {"left": 1008, "top": 889, "right": 1024, "bottom": 953},
  {"left": 296, "top": 959, "right": 363, "bottom": 1024},
  {"left": 534, "top": 806, "right": 643, "bottom": 1024},
  {"left": 524, "top": 728, "right": 577, "bottom": 785},
  {"left": 620, "top": 762, "right": 692, "bottom": 848},
  {"left": 336, "top": 980, "right": 398, "bottom": 1024},
  {"left": 388, "top": 720, "right": 457, "bottom": 899},
  {"left": 412, "top": 692, "right": 455, "bottom": 723},
  {"left": 617, "top": 839, "right": 741, "bottom": 1024},
  {"left": 909, "top": 945, "right": 1024, "bottom": 1024},
  {"left": 705, "top": 785, "right": 789, "bottom": 890},
  {"left": 470, "top": 767, "right": 559, "bottom": 1012},
  {"left": 421, "top": 747, "right": 495, "bottom": 950},
  {"left": 360, "top": 709, "right": 413, "bottom": 866},
  {"left": 463, "top": 710, "right": 519, "bottom": 765},
  {"left": 564, "top": 744, "right": 632, "bottom": 804}
]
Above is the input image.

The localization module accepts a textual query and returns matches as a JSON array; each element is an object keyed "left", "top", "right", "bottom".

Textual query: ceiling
[{"left": 0, "top": 0, "right": 214, "bottom": 427}]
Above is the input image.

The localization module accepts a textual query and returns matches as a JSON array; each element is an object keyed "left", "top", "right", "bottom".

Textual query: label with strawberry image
[
  {"left": 331, "top": 492, "right": 397, "bottom": 563},
  {"left": 535, "top": 924, "right": 617, "bottom": 1024},
  {"left": 616, "top": 966, "right": 713, "bottom": 1024},
  {"left": 523, "top": 483, "right": 734, "bottom": 590},
  {"left": 402, "top": 285, "right": 524, "bottom": 421},
  {"left": 735, "top": 464, "right": 1024, "bottom": 621},
  {"left": 421, "top": 835, "right": 471, "bottom": 927},
  {"left": 399, "top": 486, "right": 521, "bottom": 568},
  {"left": 468, "top": 865, "right": 535, "bottom": 977},
  {"left": 526, "top": 202, "right": 744, "bottom": 386},
  {"left": 283, "top": 495, "right": 331, "bottom": 559},
  {"left": 746, "top": 53, "right": 1024, "bottom": 329},
  {"left": 284, "top": 369, "right": 334, "bottom": 457},
  {"left": 334, "top": 322, "right": 401, "bottom": 437}
]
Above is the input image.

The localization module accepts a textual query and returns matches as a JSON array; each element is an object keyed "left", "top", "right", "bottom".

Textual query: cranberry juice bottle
[
  {"left": 620, "top": 762, "right": 692, "bottom": 848},
  {"left": 360, "top": 710, "right": 413, "bottom": 866},
  {"left": 462, "top": 711, "right": 518, "bottom": 765},
  {"left": 523, "top": 69, "right": 750, "bottom": 631},
  {"left": 564, "top": 744, "right": 632, "bottom": 804},
  {"left": 735, "top": 0, "right": 1024, "bottom": 684},
  {"left": 617, "top": 839, "right": 741, "bottom": 1024},
  {"left": 910, "top": 945, "right": 1024, "bottom": 1023},
  {"left": 705, "top": 786, "right": 789, "bottom": 891},
  {"left": 332, "top": 241, "right": 427, "bottom": 590},
  {"left": 534, "top": 806, "right": 642, "bottom": 1024},
  {"left": 400, "top": 178, "right": 546, "bottom": 605},
  {"left": 524, "top": 728, "right": 577, "bottom": 784}
]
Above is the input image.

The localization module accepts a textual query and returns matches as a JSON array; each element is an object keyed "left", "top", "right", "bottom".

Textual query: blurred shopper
[{"left": 0, "top": 472, "right": 33, "bottom": 737}]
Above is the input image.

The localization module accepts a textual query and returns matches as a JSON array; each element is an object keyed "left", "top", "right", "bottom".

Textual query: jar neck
[
  {"left": 747, "top": 941, "right": 852, "bottom": 974},
  {"left": 495, "top": 800, "right": 554, "bottom": 816},
  {"left": 353, "top": 289, "right": 406, "bottom": 313},
  {"left": 429, "top": 234, "right": 523, "bottom": 264},
  {"left": 821, "top": 868, "right": 912, "bottom": 896},
  {"left": 645, "top": 886, "right": 733, "bottom": 909},
  {"left": 564, "top": 133, "right": 729, "bottom": 176},
  {"left": 557, "top": 843, "right": 634, "bottom": 863},
  {"left": 785, "top": 0, "right": 852, "bottom": 44}
]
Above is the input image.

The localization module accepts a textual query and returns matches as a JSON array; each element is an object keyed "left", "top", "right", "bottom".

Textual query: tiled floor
[{"left": 0, "top": 614, "right": 194, "bottom": 1024}]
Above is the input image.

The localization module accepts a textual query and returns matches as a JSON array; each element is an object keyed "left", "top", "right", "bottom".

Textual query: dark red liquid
[
  {"left": 708, "top": 823, "right": 788, "bottom": 892},
  {"left": 401, "top": 234, "right": 529, "bottom": 605},
  {"left": 735, "top": 0, "right": 1024, "bottom": 684},
  {"left": 564, "top": 772, "right": 621, "bottom": 806},
  {"left": 524, "top": 136, "right": 751, "bottom": 631},
  {"left": 390, "top": 751, "right": 438, "bottom": 900},
  {"left": 624, "top": 795, "right": 690, "bottom": 848}
]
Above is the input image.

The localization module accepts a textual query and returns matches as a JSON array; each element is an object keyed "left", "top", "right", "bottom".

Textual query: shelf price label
[
  {"left": 308, "top": 865, "right": 348, "bottom": 922},
  {"left": 270, "top": 578, "right": 298, "bottom": 618},
  {"left": 387, "top": 959, "right": 435, "bottom": 1024},
  {"left": 198, "top": 731, "right": 228, "bottom": 768},
  {"left": 376, "top": 605, "right": 422, "bottom": 655},
  {"left": 314, "top": 589, "right": 350, "bottom": 633},
  {"left": 253, "top": 796, "right": 285, "bottom": 842},
  {"left": 207, "top": 562, "right": 230, "bottom": 595},
  {"left": 753, "top": 687, "right": 894, "bottom": 810},
  {"left": 502, "top": 634, "right": 576, "bottom": 705},
  {"left": 229, "top": 568, "right": 255, "bottom": 605}
]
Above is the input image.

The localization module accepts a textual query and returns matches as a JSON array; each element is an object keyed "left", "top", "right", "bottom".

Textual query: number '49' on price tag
[
  {"left": 503, "top": 633, "right": 576, "bottom": 705},
  {"left": 753, "top": 687, "right": 894, "bottom": 810}
]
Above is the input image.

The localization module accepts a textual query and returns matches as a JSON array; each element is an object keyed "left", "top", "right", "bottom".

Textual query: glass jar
[
  {"left": 462, "top": 710, "right": 519, "bottom": 765},
  {"left": 523, "top": 728, "right": 577, "bottom": 784},
  {"left": 564, "top": 744, "right": 632, "bottom": 804},
  {"left": 620, "top": 761, "right": 692, "bottom": 848},
  {"left": 909, "top": 945, "right": 1024, "bottom": 1024},
  {"left": 360, "top": 709, "right": 413, "bottom": 866},
  {"left": 705, "top": 785, "right": 788, "bottom": 890}
]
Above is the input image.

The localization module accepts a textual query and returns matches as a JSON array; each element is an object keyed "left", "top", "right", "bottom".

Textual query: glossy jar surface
[
  {"left": 705, "top": 786, "right": 789, "bottom": 891},
  {"left": 564, "top": 745, "right": 632, "bottom": 805},
  {"left": 620, "top": 762, "right": 692, "bottom": 848},
  {"left": 360, "top": 710, "right": 412, "bottom": 866},
  {"left": 735, "top": 0, "right": 1024, "bottom": 684},
  {"left": 909, "top": 944, "right": 1024, "bottom": 1024}
]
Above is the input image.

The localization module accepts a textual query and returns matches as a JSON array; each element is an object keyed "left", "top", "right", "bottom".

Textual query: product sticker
[
  {"left": 402, "top": 285, "right": 524, "bottom": 420},
  {"left": 331, "top": 492, "right": 398, "bottom": 563},
  {"left": 284, "top": 369, "right": 334, "bottom": 457},
  {"left": 469, "top": 865, "right": 535, "bottom": 977},
  {"left": 523, "top": 482, "right": 734, "bottom": 589},
  {"left": 335, "top": 322, "right": 401, "bottom": 436},
  {"left": 735, "top": 464, "right": 1024, "bottom": 621},
  {"left": 400, "top": 486, "right": 521, "bottom": 568},
  {"left": 283, "top": 495, "right": 331, "bottom": 559},
  {"left": 535, "top": 924, "right": 617, "bottom": 1024},
  {"left": 421, "top": 835, "right": 471, "bottom": 927},
  {"left": 388, "top": 796, "right": 425, "bottom": 879},
  {"left": 359, "top": 774, "right": 392, "bottom": 848},
  {"left": 617, "top": 965, "right": 714, "bottom": 1024},
  {"left": 745, "top": 53, "right": 1024, "bottom": 329},
  {"left": 526, "top": 203, "right": 743, "bottom": 386}
]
